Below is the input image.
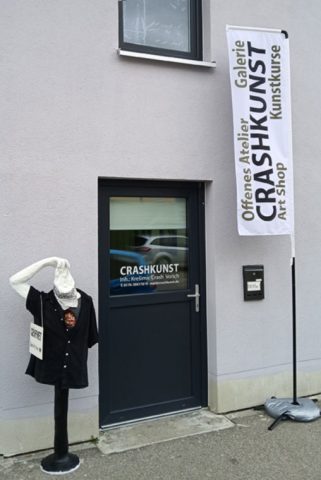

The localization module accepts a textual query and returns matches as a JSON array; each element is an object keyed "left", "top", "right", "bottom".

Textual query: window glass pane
[
  {"left": 110, "top": 197, "right": 188, "bottom": 295},
  {"left": 123, "top": 0, "right": 191, "bottom": 53}
]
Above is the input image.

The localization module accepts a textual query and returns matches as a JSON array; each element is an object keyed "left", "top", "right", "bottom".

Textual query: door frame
[{"left": 98, "top": 178, "right": 208, "bottom": 426}]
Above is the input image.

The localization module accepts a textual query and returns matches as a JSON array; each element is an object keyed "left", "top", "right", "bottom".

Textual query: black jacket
[{"left": 25, "top": 286, "right": 98, "bottom": 389}]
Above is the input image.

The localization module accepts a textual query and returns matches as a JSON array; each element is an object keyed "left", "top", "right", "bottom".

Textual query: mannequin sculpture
[{"left": 9, "top": 257, "right": 98, "bottom": 474}]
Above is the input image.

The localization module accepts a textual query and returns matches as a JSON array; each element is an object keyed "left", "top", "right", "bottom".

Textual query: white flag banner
[{"left": 226, "top": 26, "right": 294, "bottom": 235}]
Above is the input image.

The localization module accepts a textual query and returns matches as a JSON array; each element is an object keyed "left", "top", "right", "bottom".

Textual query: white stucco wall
[{"left": 1, "top": 0, "right": 321, "bottom": 455}]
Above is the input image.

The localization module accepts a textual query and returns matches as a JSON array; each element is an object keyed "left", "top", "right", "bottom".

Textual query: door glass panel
[{"left": 110, "top": 197, "right": 188, "bottom": 295}]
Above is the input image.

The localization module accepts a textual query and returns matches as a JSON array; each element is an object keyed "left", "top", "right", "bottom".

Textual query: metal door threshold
[{"left": 100, "top": 407, "right": 202, "bottom": 431}]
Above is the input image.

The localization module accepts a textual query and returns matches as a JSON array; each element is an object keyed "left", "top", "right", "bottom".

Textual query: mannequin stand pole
[{"left": 41, "top": 386, "right": 80, "bottom": 475}]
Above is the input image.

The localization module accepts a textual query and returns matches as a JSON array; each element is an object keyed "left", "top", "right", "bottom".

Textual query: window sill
[{"left": 118, "top": 49, "right": 216, "bottom": 68}]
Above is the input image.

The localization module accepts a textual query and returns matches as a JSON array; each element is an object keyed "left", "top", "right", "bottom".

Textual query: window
[{"left": 119, "top": 0, "right": 202, "bottom": 60}]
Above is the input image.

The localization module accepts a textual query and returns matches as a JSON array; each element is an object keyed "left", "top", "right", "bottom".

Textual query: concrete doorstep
[{"left": 97, "top": 408, "right": 235, "bottom": 455}]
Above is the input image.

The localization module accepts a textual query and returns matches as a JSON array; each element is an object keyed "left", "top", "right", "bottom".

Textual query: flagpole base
[{"left": 265, "top": 397, "right": 320, "bottom": 430}]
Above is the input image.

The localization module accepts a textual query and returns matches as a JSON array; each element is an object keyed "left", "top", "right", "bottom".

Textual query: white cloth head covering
[{"left": 53, "top": 265, "right": 80, "bottom": 308}]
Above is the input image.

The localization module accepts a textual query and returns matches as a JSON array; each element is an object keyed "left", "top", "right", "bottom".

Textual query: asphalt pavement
[{"left": 1, "top": 407, "right": 321, "bottom": 480}]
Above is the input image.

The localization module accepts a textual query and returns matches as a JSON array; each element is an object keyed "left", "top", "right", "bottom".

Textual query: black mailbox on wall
[{"left": 243, "top": 265, "right": 264, "bottom": 301}]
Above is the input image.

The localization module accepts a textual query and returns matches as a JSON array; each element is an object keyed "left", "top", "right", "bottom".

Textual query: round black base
[{"left": 40, "top": 452, "right": 80, "bottom": 475}]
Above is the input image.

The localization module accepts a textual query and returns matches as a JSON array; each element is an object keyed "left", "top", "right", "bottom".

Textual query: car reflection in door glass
[{"left": 132, "top": 235, "right": 188, "bottom": 267}]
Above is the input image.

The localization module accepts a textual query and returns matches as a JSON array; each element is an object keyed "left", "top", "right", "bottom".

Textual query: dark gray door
[{"left": 98, "top": 180, "right": 207, "bottom": 426}]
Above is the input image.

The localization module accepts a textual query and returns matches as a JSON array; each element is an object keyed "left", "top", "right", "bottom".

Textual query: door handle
[{"left": 187, "top": 284, "right": 200, "bottom": 312}]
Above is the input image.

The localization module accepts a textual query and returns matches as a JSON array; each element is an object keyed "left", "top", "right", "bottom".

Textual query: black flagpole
[
  {"left": 265, "top": 239, "right": 320, "bottom": 429},
  {"left": 291, "top": 256, "right": 299, "bottom": 405}
]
